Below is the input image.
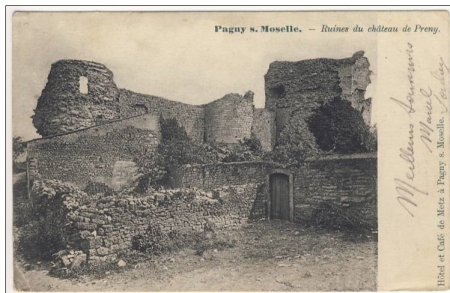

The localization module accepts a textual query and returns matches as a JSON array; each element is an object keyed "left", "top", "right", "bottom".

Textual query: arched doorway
[{"left": 268, "top": 170, "right": 294, "bottom": 221}]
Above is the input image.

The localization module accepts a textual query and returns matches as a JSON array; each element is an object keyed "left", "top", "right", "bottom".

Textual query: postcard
[{"left": 8, "top": 9, "right": 450, "bottom": 291}]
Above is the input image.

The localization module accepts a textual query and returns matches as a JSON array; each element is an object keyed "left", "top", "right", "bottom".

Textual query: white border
[{"left": 4, "top": 5, "right": 450, "bottom": 293}]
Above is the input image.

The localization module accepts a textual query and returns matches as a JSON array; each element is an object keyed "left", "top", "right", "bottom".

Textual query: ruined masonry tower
[
  {"left": 32, "top": 59, "right": 275, "bottom": 151},
  {"left": 264, "top": 51, "right": 372, "bottom": 145},
  {"left": 32, "top": 60, "right": 120, "bottom": 137},
  {"left": 32, "top": 52, "right": 372, "bottom": 152}
]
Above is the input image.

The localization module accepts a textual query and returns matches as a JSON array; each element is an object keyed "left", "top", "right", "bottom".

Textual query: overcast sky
[{"left": 13, "top": 12, "right": 377, "bottom": 140}]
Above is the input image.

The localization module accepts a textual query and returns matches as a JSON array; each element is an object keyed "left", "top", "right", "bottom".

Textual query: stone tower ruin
[
  {"left": 32, "top": 52, "right": 372, "bottom": 154},
  {"left": 264, "top": 51, "right": 372, "bottom": 146},
  {"left": 31, "top": 60, "right": 275, "bottom": 150},
  {"left": 32, "top": 60, "right": 120, "bottom": 137}
]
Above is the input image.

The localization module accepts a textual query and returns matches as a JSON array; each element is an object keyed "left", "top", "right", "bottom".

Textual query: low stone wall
[
  {"left": 172, "top": 155, "right": 377, "bottom": 225},
  {"left": 172, "top": 161, "right": 282, "bottom": 190},
  {"left": 28, "top": 154, "right": 376, "bottom": 266},
  {"left": 31, "top": 180, "right": 266, "bottom": 266},
  {"left": 293, "top": 154, "right": 377, "bottom": 222}
]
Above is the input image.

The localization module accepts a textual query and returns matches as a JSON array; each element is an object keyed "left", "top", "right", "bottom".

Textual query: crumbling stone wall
[
  {"left": 204, "top": 91, "right": 255, "bottom": 145},
  {"left": 31, "top": 180, "right": 265, "bottom": 266},
  {"left": 118, "top": 89, "right": 205, "bottom": 143},
  {"left": 264, "top": 51, "right": 372, "bottom": 145},
  {"left": 251, "top": 109, "right": 275, "bottom": 151},
  {"left": 32, "top": 54, "right": 373, "bottom": 155},
  {"left": 293, "top": 154, "right": 377, "bottom": 223},
  {"left": 33, "top": 60, "right": 120, "bottom": 137},
  {"left": 173, "top": 156, "right": 377, "bottom": 225},
  {"left": 172, "top": 161, "right": 281, "bottom": 190},
  {"left": 28, "top": 154, "right": 376, "bottom": 266},
  {"left": 27, "top": 114, "right": 160, "bottom": 190},
  {"left": 172, "top": 161, "right": 283, "bottom": 221},
  {"left": 30, "top": 180, "right": 88, "bottom": 252},
  {"left": 32, "top": 60, "right": 266, "bottom": 145}
]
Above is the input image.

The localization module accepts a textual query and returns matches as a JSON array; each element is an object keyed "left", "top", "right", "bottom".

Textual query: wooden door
[{"left": 269, "top": 173, "right": 290, "bottom": 221}]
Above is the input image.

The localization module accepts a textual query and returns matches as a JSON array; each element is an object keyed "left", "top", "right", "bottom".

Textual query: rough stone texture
[
  {"left": 32, "top": 53, "right": 372, "bottom": 152},
  {"left": 27, "top": 114, "right": 160, "bottom": 190},
  {"left": 293, "top": 154, "right": 377, "bottom": 223},
  {"left": 32, "top": 60, "right": 268, "bottom": 146},
  {"left": 33, "top": 60, "right": 120, "bottom": 137},
  {"left": 172, "top": 161, "right": 281, "bottom": 190},
  {"left": 26, "top": 56, "right": 377, "bottom": 267},
  {"left": 118, "top": 89, "right": 205, "bottom": 143},
  {"left": 204, "top": 91, "right": 255, "bottom": 145},
  {"left": 53, "top": 250, "right": 87, "bottom": 269},
  {"left": 173, "top": 157, "right": 377, "bottom": 225},
  {"left": 31, "top": 179, "right": 266, "bottom": 266},
  {"left": 172, "top": 162, "right": 274, "bottom": 219},
  {"left": 264, "top": 51, "right": 372, "bottom": 145},
  {"left": 251, "top": 109, "right": 275, "bottom": 151},
  {"left": 28, "top": 152, "right": 376, "bottom": 267},
  {"left": 30, "top": 179, "right": 88, "bottom": 251}
]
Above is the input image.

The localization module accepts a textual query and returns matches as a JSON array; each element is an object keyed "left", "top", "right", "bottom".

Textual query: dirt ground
[{"left": 14, "top": 220, "right": 377, "bottom": 292}]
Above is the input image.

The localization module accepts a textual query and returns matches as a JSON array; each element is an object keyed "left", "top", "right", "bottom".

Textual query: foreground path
[{"left": 15, "top": 221, "right": 377, "bottom": 291}]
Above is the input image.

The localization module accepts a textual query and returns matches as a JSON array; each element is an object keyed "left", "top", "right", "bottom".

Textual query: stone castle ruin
[
  {"left": 265, "top": 51, "right": 372, "bottom": 144},
  {"left": 32, "top": 51, "right": 372, "bottom": 152},
  {"left": 32, "top": 60, "right": 274, "bottom": 150},
  {"left": 25, "top": 52, "right": 377, "bottom": 266}
]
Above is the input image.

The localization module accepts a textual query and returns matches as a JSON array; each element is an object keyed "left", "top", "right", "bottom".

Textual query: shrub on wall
[
  {"left": 308, "top": 98, "right": 377, "bottom": 154},
  {"left": 133, "top": 152, "right": 167, "bottom": 193},
  {"left": 269, "top": 110, "right": 319, "bottom": 166},
  {"left": 222, "top": 135, "right": 265, "bottom": 162},
  {"left": 135, "top": 116, "right": 220, "bottom": 191}
]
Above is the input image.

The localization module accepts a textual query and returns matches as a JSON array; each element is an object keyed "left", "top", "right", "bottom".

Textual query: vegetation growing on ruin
[
  {"left": 134, "top": 115, "right": 275, "bottom": 192},
  {"left": 270, "top": 111, "right": 320, "bottom": 166},
  {"left": 308, "top": 98, "right": 377, "bottom": 154},
  {"left": 222, "top": 135, "right": 265, "bottom": 163},
  {"left": 135, "top": 116, "right": 220, "bottom": 191},
  {"left": 13, "top": 136, "right": 25, "bottom": 159},
  {"left": 13, "top": 136, "right": 27, "bottom": 173},
  {"left": 133, "top": 102, "right": 377, "bottom": 191}
]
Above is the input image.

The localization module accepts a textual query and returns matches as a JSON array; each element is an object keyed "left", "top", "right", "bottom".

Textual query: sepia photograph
[{"left": 8, "top": 9, "right": 449, "bottom": 292}]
